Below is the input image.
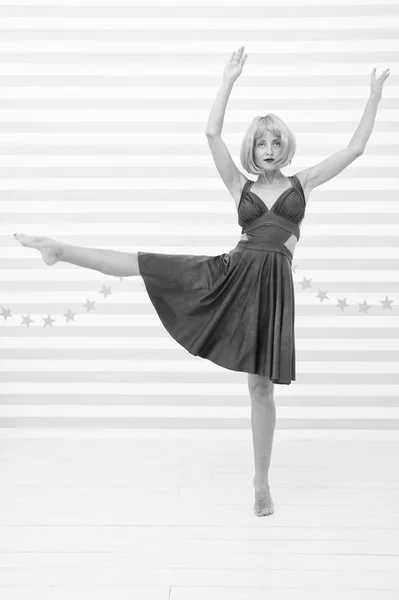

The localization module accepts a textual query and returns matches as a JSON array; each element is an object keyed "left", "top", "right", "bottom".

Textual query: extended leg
[
  {"left": 14, "top": 233, "right": 140, "bottom": 277},
  {"left": 248, "top": 372, "right": 276, "bottom": 516}
]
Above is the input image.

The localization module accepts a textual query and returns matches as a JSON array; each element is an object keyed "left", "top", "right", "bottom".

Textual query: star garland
[
  {"left": 0, "top": 262, "right": 395, "bottom": 328},
  {"left": 291, "top": 263, "right": 394, "bottom": 314},
  {"left": 0, "top": 278, "right": 144, "bottom": 327}
]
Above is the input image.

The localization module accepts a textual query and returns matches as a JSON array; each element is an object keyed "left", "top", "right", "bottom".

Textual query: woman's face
[{"left": 253, "top": 130, "right": 282, "bottom": 170}]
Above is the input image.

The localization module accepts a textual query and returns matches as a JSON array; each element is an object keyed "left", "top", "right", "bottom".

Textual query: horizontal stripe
[
  {"left": 1, "top": 282, "right": 398, "bottom": 294},
  {"left": 1, "top": 312, "right": 398, "bottom": 326},
  {"left": 0, "top": 417, "right": 397, "bottom": 430},
  {"left": 3, "top": 87, "right": 397, "bottom": 100},
  {"left": 0, "top": 282, "right": 399, "bottom": 294},
  {"left": 3, "top": 372, "right": 399, "bottom": 384},
  {"left": 3, "top": 360, "right": 399, "bottom": 374},
  {"left": 2, "top": 383, "right": 399, "bottom": 395},
  {"left": 2, "top": 378, "right": 398, "bottom": 389},
  {"left": 1, "top": 0, "right": 397, "bottom": 7},
  {"left": 0, "top": 5, "right": 396, "bottom": 17},
  {"left": 1, "top": 302, "right": 399, "bottom": 317},
  {"left": 0, "top": 155, "right": 396, "bottom": 167},
  {"left": 3, "top": 327, "right": 399, "bottom": 339},
  {"left": 1, "top": 306, "right": 397, "bottom": 320},
  {"left": 1, "top": 406, "right": 398, "bottom": 419},
  {"left": 3, "top": 269, "right": 399, "bottom": 282},
  {"left": 1, "top": 168, "right": 399, "bottom": 179},
  {"left": 0, "top": 40, "right": 397, "bottom": 52},
  {"left": 1, "top": 392, "right": 398, "bottom": 407},
  {"left": 1, "top": 178, "right": 398, "bottom": 190},
  {"left": 1, "top": 324, "right": 398, "bottom": 338},
  {"left": 2, "top": 338, "right": 399, "bottom": 350},
  {"left": 0, "top": 143, "right": 398, "bottom": 153},
  {"left": 0, "top": 135, "right": 396, "bottom": 145},
  {"left": 1, "top": 292, "right": 398, "bottom": 305},
  {"left": 6, "top": 218, "right": 399, "bottom": 229},
  {"left": 0, "top": 77, "right": 399, "bottom": 89},
  {"left": 0, "top": 76, "right": 392, "bottom": 87},
  {"left": 2, "top": 17, "right": 398, "bottom": 30},
  {"left": 0, "top": 63, "right": 396, "bottom": 76},
  {"left": 7, "top": 370, "right": 399, "bottom": 386},
  {"left": 4, "top": 30, "right": 397, "bottom": 43},
  {"left": 1, "top": 79, "right": 399, "bottom": 94},
  {"left": 4, "top": 200, "right": 399, "bottom": 215},
  {"left": 0, "top": 52, "right": 395, "bottom": 65},
  {"left": 5, "top": 216, "right": 399, "bottom": 228},
  {"left": 1, "top": 308, "right": 398, "bottom": 321},
  {"left": 3, "top": 308, "right": 399, "bottom": 322},
  {"left": 3, "top": 203, "right": 399, "bottom": 217},
  {"left": 0, "top": 430, "right": 396, "bottom": 441},
  {"left": 0, "top": 110, "right": 397, "bottom": 121},
  {"left": 4, "top": 236, "right": 399, "bottom": 248},
  {"left": 7, "top": 249, "right": 399, "bottom": 262},
  {"left": 5, "top": 233, "right": 398, "bottom": 245},
  {"left": 1, "top": 190, "right": 398, "bottom": 202},
  {"left": 6, "top": 223, "right": 399, "bottom": 235},
  {"left": 0, "top": 122, "right": 396, "bottom": 134},
  {"left": 0, "top": 6, "right": 397, "bottom": 18}
]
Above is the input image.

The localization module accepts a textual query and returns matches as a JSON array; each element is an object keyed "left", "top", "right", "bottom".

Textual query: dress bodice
[
  {"left": 238, "top": 175, "right": 306, "bottom": 233},
  {"left": 236, "top": 174, "right": 306, "bottom": 259}
]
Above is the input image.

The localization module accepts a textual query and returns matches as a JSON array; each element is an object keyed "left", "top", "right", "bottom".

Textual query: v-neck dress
[{"left": 138, "top": 174, "right": 306, "bottom": 384}]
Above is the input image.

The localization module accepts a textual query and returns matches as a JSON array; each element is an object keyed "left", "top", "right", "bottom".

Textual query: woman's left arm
[
  {"left": 348, "top": 67, "right": 391, "bottom": 153},
  {"left": 296, "top": 68, "right": 391, "bottom": 193}
]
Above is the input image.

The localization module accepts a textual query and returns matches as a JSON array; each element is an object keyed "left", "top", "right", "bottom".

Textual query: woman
[{"left": 14, "top": 47, "right": 390, "bottom": 517}]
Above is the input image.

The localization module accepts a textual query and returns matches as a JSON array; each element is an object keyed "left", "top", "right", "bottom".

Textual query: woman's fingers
[
  {"left": 372, "top": 67, "right": 390, "bottom": 79},
  {"left": 234, "top": 46, "right": 245, "bottom": 60}
]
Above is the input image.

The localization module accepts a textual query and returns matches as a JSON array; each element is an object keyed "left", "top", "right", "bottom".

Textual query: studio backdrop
[{"left": 1, "top": 0, "right": 398, "bottom": 433}]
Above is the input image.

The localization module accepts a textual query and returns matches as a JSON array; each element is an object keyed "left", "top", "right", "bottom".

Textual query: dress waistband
[{"left": 235, "top": 240, "right": 293, "bottom": 264}]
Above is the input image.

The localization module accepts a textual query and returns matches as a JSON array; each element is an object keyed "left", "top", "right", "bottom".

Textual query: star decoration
[
  {"left": 43, "top": 315, "right": 56, "bottom": 328},
  {"left": 291, "top": 264, "right": 298, "bottom": 274},
  {"left": 358, "top": 300, "right": 372, "bottom": 314},
  {"left": 83, "top": 299, "right": 96, "bottom": 312},
  {"left": 63, "top": 310, "right": 76, "bottom": 323},
  {"left": 21, "top": 315, "right": 34, "bottom": 327},
  {"left": 300, "top": 276, "right": 312, "bottom": 290},
  {"left": 1, "top": 306, "right": 12, "bottom": 321},
  {"left": 100, "top": 285, "right": 112, "bottom": 298},
  {"left": 316, "top": 289, "right": 330, "bottom": 303},
  {"left": 336, "top": 298, "right": 350, "bottom": 311},
  {"left": 381, "top": 296, "right": 394, "bottom": 310}
]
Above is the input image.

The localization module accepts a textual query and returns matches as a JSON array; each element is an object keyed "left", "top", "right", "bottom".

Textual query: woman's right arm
[{"left": 205, "top": 47, "right": 248, "bottom": 205}]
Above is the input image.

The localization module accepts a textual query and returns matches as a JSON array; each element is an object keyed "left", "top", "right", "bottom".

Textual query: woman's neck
[{"left": 257, "top": 171, "right": 285, "bottom": 185}]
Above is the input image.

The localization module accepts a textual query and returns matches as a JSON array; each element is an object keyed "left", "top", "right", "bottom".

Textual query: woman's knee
[{"left": 248, "top": 373, "right": 274, "bottom": 403}]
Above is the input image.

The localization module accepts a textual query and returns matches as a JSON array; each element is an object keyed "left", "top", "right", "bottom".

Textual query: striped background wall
[{"left": 0, "top": 0, "right": 398, "bottom": 434}]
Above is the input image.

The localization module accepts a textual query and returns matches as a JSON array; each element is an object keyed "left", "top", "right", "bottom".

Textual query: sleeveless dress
[{"left": 138, "top": 174, "right": 306, "bottom": 385}]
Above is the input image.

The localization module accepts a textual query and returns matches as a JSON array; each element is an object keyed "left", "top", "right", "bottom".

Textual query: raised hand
[
  {"left": 370, "top": 67, "right": 390, "bottom": 102},
  {"left": 223, "top": 46, "right": 248, "bottom": 83}
]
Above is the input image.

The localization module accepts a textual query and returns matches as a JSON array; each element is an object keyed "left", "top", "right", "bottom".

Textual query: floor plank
[{"left": 0, "top": 435, "right": 398, "bottom": 596}]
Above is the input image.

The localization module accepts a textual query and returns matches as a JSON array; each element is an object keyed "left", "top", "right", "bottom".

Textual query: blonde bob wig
[{"left": 240, "top": 114, "right": 296, "bottom": 176}]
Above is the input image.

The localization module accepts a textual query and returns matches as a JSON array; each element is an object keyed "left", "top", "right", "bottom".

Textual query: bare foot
[
  {"left": 14, "top": 233, "right": 63, "bottom": 266},
  {"left": 253, "top": 478, "right": 274, "bottom": 516}
]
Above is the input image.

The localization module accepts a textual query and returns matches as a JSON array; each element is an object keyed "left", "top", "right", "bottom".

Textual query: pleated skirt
[{"left": 137, "top": 241, "right": 296, "bottom": 384}]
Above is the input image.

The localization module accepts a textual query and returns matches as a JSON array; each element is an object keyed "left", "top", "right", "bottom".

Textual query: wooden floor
[{"left": 0, "top": 430, "right": 398, "bottom": 599}]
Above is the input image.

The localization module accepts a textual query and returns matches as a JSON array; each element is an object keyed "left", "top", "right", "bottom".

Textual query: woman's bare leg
[
  {"left": 248, "top": 373, "right": 276, "bottom": 517},
  {"left": 14, "top": 233, "right": 140, "bottom": 277}
]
